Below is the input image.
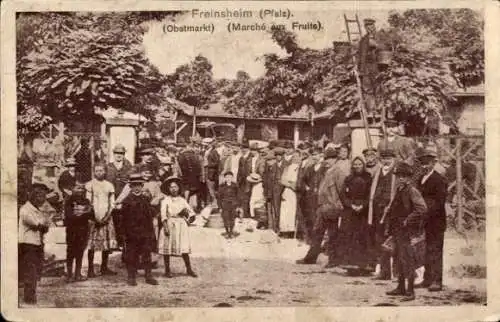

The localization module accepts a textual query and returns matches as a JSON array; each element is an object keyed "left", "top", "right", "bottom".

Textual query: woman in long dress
[
  {"left": 279, "top": 152, "right": 301, "bottom": 237},
  {"left": 336, "top": 156, "right": 374, "bottom": 275},
  {"left": 158, "top": 176, "right": 198, "bottom": 278}
]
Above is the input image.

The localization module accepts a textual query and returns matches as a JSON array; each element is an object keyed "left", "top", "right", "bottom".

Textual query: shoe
[
  {"left": 428, "top": 283, "right": 443, "bottom": 292},
  {"left": 400, "top": 292, "right": 416, "bottom": 302},
  {"left": 74, "top": 275, "right": 87, "bottom": 282},
  {"left": 324, "top": 262, "right": 337, "bottom": 269},
  {"left": 65, "top": 275, "right": 73, "bottom": 283},
  {"left": 232, "top": 231, "right": 240, "bottom": 237},
  {"left": 372, "top": 274, "right": 391, "bottom": 281},
  {"left": 145, "top": 277, "right": 159, "bottom": 285},
  {"left": 87, "top": 270, "right": 97, "bottom": 278},
  {"left": 296, "top": 259, "right": 315, "bottom": 265},
  {"left": 187, "top": 270, "right": 198, "bottom": 278},
  {"left": 101, "top": 269, "right": 118, "bottom": 276},
  {"left": 127, "top": 278, "right": 137, "bottom": 286},
  {"left": 164, "top": 272, "right": 173, "bottom": 278},
  {"left": 414, "top": 281, "right": 431, "bottom": 289},
  {"left": 151, "top": 261, "right": 158, "bottom": 269},
  {"left": 386, "top": 288, "right": 406, "bottom": 296}
]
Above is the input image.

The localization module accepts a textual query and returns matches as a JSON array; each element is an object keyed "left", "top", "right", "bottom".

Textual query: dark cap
[
  {"left": 223, "top": 171, "right": 234, "bottom": 176},
  {"left": 362, "top": 148, "right": 377, "bottom": 155},
  {"left": 384, "top": 119, "right": 399, "bottom": 128},
  {"left": 128, "top": 173, "right": 145, "bottom": 184},
  {"left": 363, "top": 18, "right": 376, "bottom": 26},
  {"left": 324, "top": 147, "right": 338, "bottom": 159},
  {"left": 274, "top": 147, "right": 285, "bottom": 156},
  {"left": 138, "top": 147, "right": 154, "bottom": 155},
  {"left": 394, "top": 162, "right": 413, "bottom": 177},
  {"left": 379, "top": 149, "right": 396, "bottom": 158}
]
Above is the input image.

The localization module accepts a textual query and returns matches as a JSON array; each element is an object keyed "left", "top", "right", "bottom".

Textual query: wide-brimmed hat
[
  {"left": 31, "top": 182, "right": 50, "bottom": 193},
  {"left": 160, "top": 175, "right": 182, "bottom": 194},
  {"left": 223, "top": 170, "right": 234, "bottom": 177},
  {"left": 128, "top": 173, "right": 145, "bottom": 184},
  {"left": 112, "top": 144, "right": 126, "bottom": 154},
  {"left": 247, "top": 173, "right": 262, "bottom": 184},
  {"left": 65, "top": 158, "right": 76, "bottom": 166}
]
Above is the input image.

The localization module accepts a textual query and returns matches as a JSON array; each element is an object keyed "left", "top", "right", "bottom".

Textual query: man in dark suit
[
  {"left": 178, "top": 139, "right": 203, "bottom": 211},
  {"left": 266, "top": 147, "right": 287, "bottom": 233},
  {"left": 415, "top": 147, "right": 448, "bottom": 292},
  {"left": 237, "top": 141, "right": 252, "bottom": 218},
  {"left": 206, "top": 139, "right": 221, "bottom": 206}
]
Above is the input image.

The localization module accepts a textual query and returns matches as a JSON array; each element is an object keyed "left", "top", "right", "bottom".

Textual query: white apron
[{"left": 279, "top": 163, "right": 299, "bottom": 233}]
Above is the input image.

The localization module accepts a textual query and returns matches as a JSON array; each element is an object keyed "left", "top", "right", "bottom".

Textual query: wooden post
[
  {"left": 192, "top": 106, "right": 197, "bottom": 137},
  {"left": 293, "top": 122, "right": 300, "bottom": 149},
  {"left": 456, "top": 138, "right": 464, "bottom": 233}
]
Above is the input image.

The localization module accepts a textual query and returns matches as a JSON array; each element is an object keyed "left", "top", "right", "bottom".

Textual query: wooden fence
[{"left": 413, "top": 135, "right": 485, "bottom": 233}]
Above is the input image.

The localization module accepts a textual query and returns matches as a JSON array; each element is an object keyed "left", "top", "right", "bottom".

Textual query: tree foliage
[
  {"left": 167, "top": 55, "right": 216, "bottom": 109},
  {"left": 17, "top": 11, "right": 180, "bottom": 134},
  {"left": 388, "top": 9, "right": 484, "bottom": 88}
]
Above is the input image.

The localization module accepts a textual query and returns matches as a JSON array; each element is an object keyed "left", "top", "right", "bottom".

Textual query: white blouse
[{"left": 160, "top": 196, "right": 195, "bottom": 222}]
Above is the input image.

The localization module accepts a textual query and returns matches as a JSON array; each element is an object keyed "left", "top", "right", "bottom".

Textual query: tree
[
  {"left": 17, "top": 12, "right": 180, "bottom": 134},
  {"left": 388, "top": 9, "right": 484, "bottom": 89},
  {"left": 167, "top": 55, "right": 216, "bottom": 109},
  {"left": 167, "top": 55, "right": 216, "bottom": 135}
]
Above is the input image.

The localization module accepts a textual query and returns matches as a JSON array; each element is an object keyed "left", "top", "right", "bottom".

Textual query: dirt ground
[{"left": 22, "top": 220, "right": 486, "bottom": 308}]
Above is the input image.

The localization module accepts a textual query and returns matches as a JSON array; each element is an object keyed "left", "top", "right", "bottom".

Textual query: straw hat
[
  {"left": 161, "top": 175, "right": 182, "bottom": 194},
  {"left": 247, "top": 173, "right": 263, "bottom": 184}
]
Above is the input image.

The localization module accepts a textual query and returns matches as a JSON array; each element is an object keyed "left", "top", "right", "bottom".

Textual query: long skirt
[
  {"left": 88, "top": 220, "right": 117, "bottom": 252},
  {"left": 158, "top": 217, "right": 191, "bottom": 256},
  {"left": 279, "top": 188, "right": 297, "bottom": 233},
  {"left": 336, "top": 209, "right": 374, "bottom": 269}
]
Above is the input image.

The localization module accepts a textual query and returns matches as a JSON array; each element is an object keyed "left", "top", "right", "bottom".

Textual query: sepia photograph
[{"left": 2, "top": 0, "right": 495, "bottom": 317}]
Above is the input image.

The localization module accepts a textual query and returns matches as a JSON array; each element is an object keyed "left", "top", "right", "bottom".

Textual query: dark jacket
[
  {"left": 206, "top": 148, "right": 220, "bottom": 182},
  {"left": 387, "top": 183, "right": 428, "bottom": 237},
  {"left": 218, "top": 183, "right": 239, "bottom": 210},
  {"left": 64, "top": 195, "right": 93, "bottom": 243},
  {"left": 340, "top": 171, "right": 372, "bottom": 209},
  {"left": 106, "top": 159, "right": 133, "bottom": 197},
  {"left": 417, "top": 171, "right": 448, "bottom": 232},
  {"left": 58, "top": 170, "right": 76, "bottom": 198},
  {"left": 121, "top": 192, "right": 155, "bottom": 245},
  {"left": 178, "top": 149, "right": 202, "bottom": 189}
]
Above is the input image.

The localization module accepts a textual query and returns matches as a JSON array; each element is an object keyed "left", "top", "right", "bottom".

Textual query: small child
[
  {"left": 86, "top": 163, "right": 116, "bottom": 277},
  {"left": 64, "top": 182, "right": 93, "bottom": 282},
  {"left": 217, "top": 171, "right": 240, "bottom": 238}
]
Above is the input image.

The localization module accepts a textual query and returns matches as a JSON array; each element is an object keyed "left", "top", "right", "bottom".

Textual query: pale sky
[{"left": 143, "top": 10, "right": 391, "bottom": 79}]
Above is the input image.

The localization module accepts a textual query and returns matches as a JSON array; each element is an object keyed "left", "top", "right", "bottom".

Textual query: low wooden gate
[{"left": 414, "top": 135, "right": 485, "bottom": 233}]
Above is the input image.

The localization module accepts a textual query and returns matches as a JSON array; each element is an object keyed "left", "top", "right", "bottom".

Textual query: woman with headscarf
[
  {"left": 158, "top": 176, "right": 197, "bottom": 278},
  {"left": 336, "top": 156, "right": 374, "bottom": 275}
]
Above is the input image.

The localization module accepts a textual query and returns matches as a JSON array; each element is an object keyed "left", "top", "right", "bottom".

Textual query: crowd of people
[{"left": 18, "top": 119, "right": 448, "bottom": 304}]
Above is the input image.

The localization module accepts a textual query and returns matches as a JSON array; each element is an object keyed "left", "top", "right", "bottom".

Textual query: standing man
[
  {"left": 106, "top": 144, "right": 133, "bottom": 251},
  {"left": 377, "top": 120, "right": 416, "bottom": 166},
  {"left": 18, "top": 183, "right": 51, "bottom": 304},
  {"left": 206, "top": 139, "right": 221, "bottom": 207},
  {"left": 74, "top": 138, "right": 93, "bottom": 183},
  {"left": 120, "top": 173, "right": 158, "bottom": 286},
  {"left": 368, "top": 148, "right": 398, "bottom": 280},
  {"left": 237, "top": 141, "right": 252, "bottom": 218},
  {"left": 267, "top": 147, "right": 287, "bottom": 232},
  {"left": 296, "top": 147, "right": 345, "bottom": 267},
  {"left": 363, "top": 148, "right": 380, "bottom": 178},
  {"left": 178, "top": 138, "right": 203, "bottom": 212},
  {"left": 415, "top": 148, "right": 448, "bottom": 292},
  {"left": 223, "top": 143, "right": 242, "bottom": 184},
  {"left": 58, "top": 158, "right": 77, "bottom": 200}
]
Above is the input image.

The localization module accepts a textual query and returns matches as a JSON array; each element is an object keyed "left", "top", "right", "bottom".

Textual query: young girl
[
  {"left": 86, "top": 163, "right": 116, "bottom": 277},
  {"left": 64, "top": 182, "right": 93, "bottom": 282},
  {"left": 158, "top": 176, "right": 197, "bottom": 278}
]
